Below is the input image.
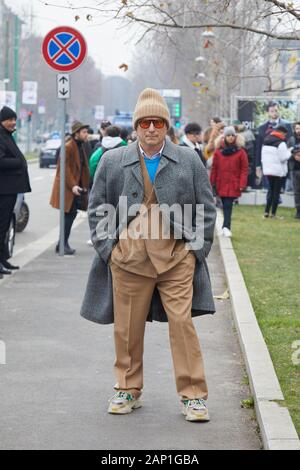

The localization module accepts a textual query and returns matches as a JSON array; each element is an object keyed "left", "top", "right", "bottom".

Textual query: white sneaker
[
  {"left": 222, "top": 228, "right": 232, "bottom": 238},
  {"left": 182, "top": 399, "right": 210, "bottom": 422},
  {"left": 86, "top": 239, "right": 93, "bottom": 247},
  {"left": 108, "top": 391, "right": 142, "bottom": 415}
]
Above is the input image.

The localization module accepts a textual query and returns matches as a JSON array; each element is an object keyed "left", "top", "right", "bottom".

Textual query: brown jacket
[
  {"left": 111, "top": 152, "right": 188, "bottom": 277},
  {"left": 50, "top": 138, "right": 90, "bottom": 213}
]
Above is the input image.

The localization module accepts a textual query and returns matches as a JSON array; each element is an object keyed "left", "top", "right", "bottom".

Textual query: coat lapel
[
  {"left": 155, "top": 156, "right": 170, "bottom": 179},
  {"left": 122, "top": 139, "right": 179, "bottom": 186},
  {"left": 155, "top": 139, "right": 179, "bottom": 178},
  {"left": 131, "top": 164, "right": 143, "bottom": 187},
  {"left": 122, "top": 142, "right": 143, "bottom": 187}
]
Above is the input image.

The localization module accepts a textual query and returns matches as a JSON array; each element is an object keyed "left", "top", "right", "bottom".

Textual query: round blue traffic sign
[{"left": 42, "top": 26, "right": 87, "bottom": 72}]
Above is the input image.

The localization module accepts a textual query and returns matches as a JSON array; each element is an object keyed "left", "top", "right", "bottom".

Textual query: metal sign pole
[
  {"left": 59, "top": 98, "right": 66, "bottom": 256},
  {"left": 42, "top": 26, "right": 86, "bottom": 257}
]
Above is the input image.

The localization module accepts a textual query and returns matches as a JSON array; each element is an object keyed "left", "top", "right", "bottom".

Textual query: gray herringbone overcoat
[{"left": 80, "top": 139, "right": 217, "bottom": 324}]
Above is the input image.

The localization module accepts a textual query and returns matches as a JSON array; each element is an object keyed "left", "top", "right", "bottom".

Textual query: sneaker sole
[{"left": 108, "top": 399, "right": 142, "bottom": 415}]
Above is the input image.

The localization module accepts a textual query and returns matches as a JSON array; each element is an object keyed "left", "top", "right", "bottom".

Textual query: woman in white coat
[{"left": 261, "top": 125, "right": 291, "bottom": 218}]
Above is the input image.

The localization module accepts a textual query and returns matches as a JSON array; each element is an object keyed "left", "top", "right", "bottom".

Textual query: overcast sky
[{"left": 8, "top": 0, "right": 133, "bottom": 76}]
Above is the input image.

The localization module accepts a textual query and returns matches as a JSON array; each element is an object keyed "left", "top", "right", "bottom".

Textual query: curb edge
[{"left": 216, "top": 212, "right": 300, "bottom": 451}]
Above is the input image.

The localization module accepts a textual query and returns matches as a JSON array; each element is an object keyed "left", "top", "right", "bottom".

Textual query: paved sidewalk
[{"left": 0, "top": 224, "right": 261, "bottom": 450}]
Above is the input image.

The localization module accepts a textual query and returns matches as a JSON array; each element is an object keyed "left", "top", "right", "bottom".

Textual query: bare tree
[
  {"left": 39, "top": 0, "right": 300, "bottom": 41},
  {"left": 38, "top": 0, "right": 300, "bottom": 122},
  {"left": 124, "top": 0, "right": 289, "bottom": 121}
]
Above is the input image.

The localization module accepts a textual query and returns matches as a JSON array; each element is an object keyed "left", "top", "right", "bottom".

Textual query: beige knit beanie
[{"left": 133, "top": 88, "right": 171, "bottom": 130}]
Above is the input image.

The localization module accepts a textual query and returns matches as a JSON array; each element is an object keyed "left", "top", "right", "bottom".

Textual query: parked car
[
  {"left": 4, "top": 194, "right": 30, "bottom": 259},
  {"left": 39, "top": 138, "right": 61, "bottom": 168}
]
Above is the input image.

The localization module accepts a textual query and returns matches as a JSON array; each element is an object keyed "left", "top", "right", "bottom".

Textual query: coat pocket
[{"left": 111, "top": 232, "right": 148, "bottom": 264}]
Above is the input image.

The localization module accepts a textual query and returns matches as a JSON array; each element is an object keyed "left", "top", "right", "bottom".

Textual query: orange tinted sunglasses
[{"left": 139, "top": 118, "right": 166, "bottom": 129}]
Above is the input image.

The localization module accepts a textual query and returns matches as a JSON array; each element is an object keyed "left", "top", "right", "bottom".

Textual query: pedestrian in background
[
  {"left": 128, "top": 130, "right": 137, "bottom": 143},
  {"left": 203, "top": 120, "right": 225, "bottom": 165},
  {"left": 120, "top": 127, "right": 129, "bottom": 144},
  {"left": 255, "top": 102, "right": 292, "bottom": 186},
  {"left": 89, "top": 126, "right": 127, "bottom": 183},
  {"left": 233, "top": 120, "right": 255, "bottom": 188},
  {"left": 50, "top": 121, "right": 90, "bottom": 255},
  {"left": 87, "top": 127, "right": 100, "bottom": 153},
  {"left": 167, "top": 126, "right": 180, "bottom": 144},
  {"left": 286, "top": 122, "right": 300, "bottom": 192},
  {"left": 0, "top": 106, "right": 31, "bottom": 276},
  {"left": 55, "top": 132, "right": 72, "bottom": 165},
  {"left": 92, "top": 121, "right": 112, "bottom": 151},
  {"left": 98, "top": 120, "right": 112, "bottom": 145},
  {"left": 181, "top": 122, "right": 206, "bottom": 166},
  {"left": 87, "top": 125, "right": 127, "bottom": 248},
  {"left": 261, "top": 125, "right": 291, "bottom": 219},
  {"left": 210, "top": 117, "right": 222, "bottom": 127},
  {"left": 288, "top": 122, "right": 300, "bottom": 148},
  {"left": 290, "top": 144, "right": 300, "bottom": 219},
  {"left": 210, "top": 126, "right": 248, "bottom": 237}
]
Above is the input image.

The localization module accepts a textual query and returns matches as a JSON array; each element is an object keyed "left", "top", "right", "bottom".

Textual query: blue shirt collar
[{"left": 139, "top": 142, "right": 165, "bottom": 160}]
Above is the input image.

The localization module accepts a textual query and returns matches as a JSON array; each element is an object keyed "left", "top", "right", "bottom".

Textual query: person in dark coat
[
  {"left": 286, "top": 122, "right": 300, "bottom": 192},
  {"left": 210, "top": 126, "right": 248, "bottom": 237},
  {"left": 255, "top": 102, "right": 293, "bottom": 183},
  {"left": 289, "top": 143, "right": 300, "bottom": 219},
  {"left": 50, "top": 121, "right": 90, "bottom": 255},
  {"left": 261, "top": 126, "right": 291, "bottom": 218},
  {"left": 181, "top": 122, "right": 207, "bottom": 167},
  {"left": 288, "top": 122, "right": 300, "bottom": 148},
  {"left": 0, "top": 106, "right": 31, "bottom": 275}
]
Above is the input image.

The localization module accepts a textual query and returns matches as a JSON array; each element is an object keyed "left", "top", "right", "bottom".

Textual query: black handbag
[{"left": 74, "top": 190, "right": 87, "bottom": 211}]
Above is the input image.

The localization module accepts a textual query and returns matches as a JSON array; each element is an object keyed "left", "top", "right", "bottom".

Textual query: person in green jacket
[{"left": 89, "top": 126, "right": 127, "bottom": 181}]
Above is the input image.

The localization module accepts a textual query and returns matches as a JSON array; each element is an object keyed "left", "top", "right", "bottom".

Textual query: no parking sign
[
  {"left": 42, "top": 26, "right": 87, "bottom": 256},
  {"left": 42, "top": 26, "right": 87, "bottom": 72}
]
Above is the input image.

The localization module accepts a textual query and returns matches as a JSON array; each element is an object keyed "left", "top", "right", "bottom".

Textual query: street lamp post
[
  {"left": 202, "top": 30, "right": 245, "bottom": 95},
  {"left": 195, "top": 51, "right": 227, "bottom": 118}
]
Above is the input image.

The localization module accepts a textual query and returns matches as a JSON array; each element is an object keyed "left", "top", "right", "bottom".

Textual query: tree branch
[
  {"left": 264, "top": 85, "right": 300, "bottom": 92},
  {"left": 122, "top": 16, "right": 300, "bottom": 41},
  {"left": 38, "top": 0, "right": 300, "bottom": 41},
  {"left": 265, "top": 0, "right": 300, "bottom": 21}
]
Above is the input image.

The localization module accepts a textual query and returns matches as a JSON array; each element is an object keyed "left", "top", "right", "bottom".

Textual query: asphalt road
[{"left": 0, "top": 185, "right": 262, "bottom": 450}]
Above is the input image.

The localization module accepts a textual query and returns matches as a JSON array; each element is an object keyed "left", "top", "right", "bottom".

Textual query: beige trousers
[{"left": 110, "top": 252, "right": 208, "bottom": 400}]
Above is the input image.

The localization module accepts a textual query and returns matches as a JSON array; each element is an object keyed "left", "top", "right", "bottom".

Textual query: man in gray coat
[{"left": 81, "top": 88, "right": 216, "bottom": 422}]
